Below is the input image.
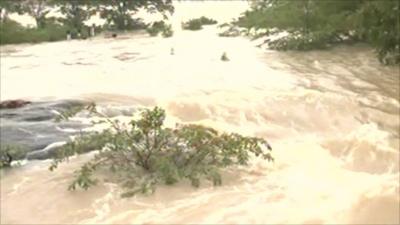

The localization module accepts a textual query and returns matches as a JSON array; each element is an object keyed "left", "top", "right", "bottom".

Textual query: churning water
[{"left": 1, "top": 2, "right": 399, "bottom": 224}]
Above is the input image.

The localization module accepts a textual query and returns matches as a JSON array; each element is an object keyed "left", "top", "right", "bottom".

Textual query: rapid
[{"left": 1, "top": 1, "right": 399, "bottom": 224}]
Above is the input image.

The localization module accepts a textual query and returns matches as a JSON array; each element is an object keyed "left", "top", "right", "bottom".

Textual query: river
[{"left": 0, "top": 2, "right": 399, "bottom": 224}]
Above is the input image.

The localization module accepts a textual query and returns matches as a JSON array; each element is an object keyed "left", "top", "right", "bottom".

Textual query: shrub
[
  {"left": 182, "top": 19, "right": 203, "bottom": 30},
  {"left": 161, "top": 24, "right": 173, "bottom": 38},
  {"left": 50, "top": 105, "right": 273, "bottom": 197},
  {"left": 198, "top": 16, "right": 218, "bottom": 25},
  {"left": 0, "top": 19, "right": 69, "bottom": 45},
  {"left": 182, "top": 17, "right": 217, "bottom": 31},
  {"left": 0, "top": 145, "right": 29, "bottom": 168},
  {"left": 146, "top": 21, "right": 173, "bottom": 38},
  {"left": 267, "top": 31, "right": 339, "bottom": 51}
]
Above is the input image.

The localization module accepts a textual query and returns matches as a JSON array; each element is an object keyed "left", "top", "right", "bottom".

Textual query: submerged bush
[
  {"left": 182, "top": 16, "right": 218, "bottom": 31},
  {"left": 267, "top": 31, "right": 340, "bottom": 51},
  {"left": 161, "top": 25, "right": 173, "bottom": 38},
  {"left": 0, "top": 145, "right": 29, "bottom": 168},
  {"left": 146, "top": 21, "right": 173, "bottom": 38},
  {"left": 50, "top": 105, "right": 273, "bottom": 197},
  {"left": 198, "top": 16, "right": 218, "bottom": 25},
  {"left": 182, "top": 19, "right": 202, "bottom": 30}
]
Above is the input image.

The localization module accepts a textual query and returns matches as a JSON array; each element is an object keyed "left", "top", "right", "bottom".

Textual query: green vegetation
[
  {"left": 95, "top": 0, "right": 174, "bottom": 31},
  {"left": 182, "top": 16, "right": 218, "bottom": 31},
  {"left": 161, "top": 25, "right": 173, "bottom": 38},
  {"left": 0, "top": 0, "right": 174, "bottom": 45},
  {"left": 0, "top": 19, "right": 70, "bottom": 45},
  {"left": 146, "top": 21, "right": 173, "bottom": 38},
  {"left": 198, "top": 16, "right": 218, "bottom": 25},
  {"left": 268, "top": 31, "right": 339, "bottom": 51},
  {"left": 235, "top": 0, "right": 400, "bottom": 64},
  {"left": 50, "top": 105, "right": 273, "bottom": 197},
  {"left": 0, "top": 145, "right": 29, "bottom": 168},
  {"left": 182, "top": 19, "right": 202, "bottom": 30}
]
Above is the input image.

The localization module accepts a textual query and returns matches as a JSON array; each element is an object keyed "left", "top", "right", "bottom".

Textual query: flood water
[{"left": 1, "top": 2, "right": 399, "bottom": 224}]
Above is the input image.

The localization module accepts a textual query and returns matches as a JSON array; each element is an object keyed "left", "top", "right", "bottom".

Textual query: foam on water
[{"left": 1, "top": 1, "right": 399, "bottom": 224}]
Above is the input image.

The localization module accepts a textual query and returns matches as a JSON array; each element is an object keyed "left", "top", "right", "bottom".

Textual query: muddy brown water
[{"left": 1, "top": 5, "right": 399, "bottom": 224}]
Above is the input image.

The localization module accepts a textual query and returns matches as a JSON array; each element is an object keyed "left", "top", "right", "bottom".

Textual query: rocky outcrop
[
  {"left": 0, "top": 100, "right": 90, "bottom": 156},
  {"left": 0, "top": 100, "right": 31, "bottom": 109}
]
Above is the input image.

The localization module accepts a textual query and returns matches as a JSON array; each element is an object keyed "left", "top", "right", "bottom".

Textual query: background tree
[
  {"left": 55, "top": 0, "right": 93, "bottom": 32},
  {"left": 16, "top": 0, "right": 52, "bottom": 28},
  {"left": 0, "top": 0, "right": 18, "bottom": 22},
  {"left": 95, "top": 0, "right": 174, "bottom": 30}
]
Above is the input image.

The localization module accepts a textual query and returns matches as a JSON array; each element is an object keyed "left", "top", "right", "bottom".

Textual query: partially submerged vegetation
[
  {"left": 146, "top": 21, "right": 173, "bottom": 37},
  {"left": 232, "top": 0, "right": 400, "bottom": 65},
  {"left": 0, "top": 145, "right": 29, "bottom": 168},
  {"left": 49, "top": 105, "right": 273, "bottom": 197},
  {"left": 182, "top": 16, "right": 218, "bottom": 30}
]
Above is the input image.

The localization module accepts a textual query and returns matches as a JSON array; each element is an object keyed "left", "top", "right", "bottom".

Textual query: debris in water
[{"left": 221, "top": 52, "right": 229, "bottom": 61}]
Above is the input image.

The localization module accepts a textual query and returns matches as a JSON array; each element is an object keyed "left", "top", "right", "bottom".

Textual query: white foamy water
[{"left": 1, "top": 1, "right": 399, "bottom": 224}]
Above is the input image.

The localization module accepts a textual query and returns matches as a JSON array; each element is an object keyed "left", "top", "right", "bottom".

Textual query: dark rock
[
  {"left": 0, "top": 100, "right": 31, "bottom": 109},
  {"left": 0, "top": 99, "right": 90, "bottom": 155},
  {"left": 1, "top": 99, "right": 138, "bottom": 160},
  {"left": 0, "top": 122, "right": 86, "bottom": 151}
]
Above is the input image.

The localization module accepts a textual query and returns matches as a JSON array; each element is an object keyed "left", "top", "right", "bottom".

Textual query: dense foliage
[
  {"left": 235, "top": 0, "right": 399, "bottom": 64},
  {"left": 95, "top": 0, "right": 173, "bottom": 31},
  {"left": 50, "top": 105, "right": 273, "bottom": 197},
  {"left": 146, "top": 20, "right": 173, "bottom": 37},
  {"left": 182, "top": 16, "right": 218, "bottom": 31},
  {"left": 0, "top": 0, "right": 174, "bottom": 44},
  {"left": 0, "top": 19, "right": 70, "bottom": 44},
  {"left": 0, "top": 144, "right": 28, "bottom": 168}
]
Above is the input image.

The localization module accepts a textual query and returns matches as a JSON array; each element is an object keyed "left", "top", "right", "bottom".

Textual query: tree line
[{"left": 0, "top": 0, "right": 173, "bottom": 29}]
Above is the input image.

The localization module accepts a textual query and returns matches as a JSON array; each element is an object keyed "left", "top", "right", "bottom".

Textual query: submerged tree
[{"left": 236, "top": 0, "right": 399, "bottom": 64}]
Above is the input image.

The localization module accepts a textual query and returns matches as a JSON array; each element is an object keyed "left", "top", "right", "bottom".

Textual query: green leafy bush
[
  {"left": 161, "top": 24, "right": 173, "bottom": 38},
  {"left": 146, "top": 21, "right": 173, "bottom": 38},
  {"left": 182, "top": 19, "right": 202, "bottom": 30},
  {"left": 0, "top": 19, "right": 69, "bottom": 45},
  {"left": 0, "top": 145, "right": 29, "bottom": 168},
  {"left": 268, "top": 31, "right": 339, "bottom": 51},
  {"left": 221, "top": 52, "right": 229, "bottom": 61},
  {"left": 50, "top": 105, "right": 273, "bottom": 197},
  {"left": 198, "top": 16, "right": 218, "bottom": 25},
  {"left": 182, "top": 16, "right": 218, "bottom": 31}
]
